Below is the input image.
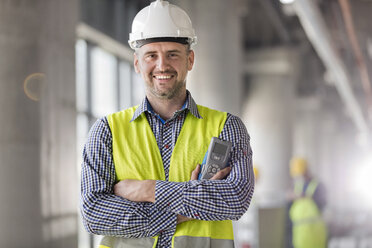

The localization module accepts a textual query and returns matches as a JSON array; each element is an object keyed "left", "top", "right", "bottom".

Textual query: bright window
[{"left": 75, "top": 37, "right": 142, "bottom": 248}]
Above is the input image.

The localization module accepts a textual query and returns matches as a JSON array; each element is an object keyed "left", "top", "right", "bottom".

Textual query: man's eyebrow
[
  {"left": 167, "top": 49, "right": 182, "bottom": 53},
  {"left": 142, "top": 49, "right": 183, "bottom": 56},
  {"left": 143, "top": 50, "right": 157, "bottom": 56}
]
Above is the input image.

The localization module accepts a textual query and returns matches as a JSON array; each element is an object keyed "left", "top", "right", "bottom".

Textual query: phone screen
[{"left": 213, "top": 143, "right": 227, "bottom": 155}]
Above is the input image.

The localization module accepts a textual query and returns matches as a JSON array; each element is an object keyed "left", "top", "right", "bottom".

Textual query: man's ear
[
  {"left": 134, "top": 52, "right": 140, "bottom": 73},
  {"left": 187, "top": 50, "right": 195, "bottom": 71}
]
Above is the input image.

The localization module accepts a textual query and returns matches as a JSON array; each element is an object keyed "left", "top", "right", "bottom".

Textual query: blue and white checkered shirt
[{"left": 80, "top": 92, "right": 254, "bottom": 247}]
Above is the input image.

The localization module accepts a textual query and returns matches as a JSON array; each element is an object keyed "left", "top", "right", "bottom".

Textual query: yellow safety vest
[
  {"left": 101, "top": 105, "right": 234, "bottom": 248},
  {"left": 289, "top": 180, "right": 327, "bottom": 248}
]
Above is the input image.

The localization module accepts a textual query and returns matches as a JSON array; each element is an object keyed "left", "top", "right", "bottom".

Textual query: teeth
[{"left": 155, "top": 75, "right": 172, "bottom": 80}]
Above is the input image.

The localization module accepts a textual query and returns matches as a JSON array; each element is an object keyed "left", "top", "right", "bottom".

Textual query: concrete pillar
[
  {"left": 241, "top": 47, "right": 298, "bottom": 248},
  {"left": 242, "top": 47, "right": 298, "bottom": 207},
  {"left": 292, "top": 97, "right": 330, "bottom": 180},
  {"left": 174, "top": 0, "right": 245, "bottom": 115},
  {"left": 0, "top": 0, "right": 78, "bottom": 247}
]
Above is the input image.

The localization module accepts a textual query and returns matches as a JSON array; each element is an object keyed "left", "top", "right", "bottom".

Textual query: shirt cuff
[
  {"left": 154, "top": 180, "right": 185, "bottom": 213},
  {"left": 144, "top": 203, "right": 177, "bottom": 236}
]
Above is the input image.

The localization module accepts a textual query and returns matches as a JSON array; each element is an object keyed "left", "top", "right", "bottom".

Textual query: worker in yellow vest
[
  {"left": 80, "top": 1, "right": 255, "bottom": 247},
  {"left": 289, "top": 157, "right": 327, "bottom": 248}
]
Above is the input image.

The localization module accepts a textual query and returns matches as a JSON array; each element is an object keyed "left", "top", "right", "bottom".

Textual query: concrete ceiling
[{"left": 242, "top": 0, "right": 372, "bottom": 141}]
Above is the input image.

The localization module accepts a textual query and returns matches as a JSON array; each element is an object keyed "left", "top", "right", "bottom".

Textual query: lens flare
[{"left": 23, "top": 73, "right": 46, "bottom": 101}]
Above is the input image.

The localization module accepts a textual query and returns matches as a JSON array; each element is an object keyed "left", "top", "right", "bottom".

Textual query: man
[
  {"left": 80, "top": 0, "right": 254, "bottom": 247},
  {"left": 288, "top": 157, "right": 327, "bottom": 248}
]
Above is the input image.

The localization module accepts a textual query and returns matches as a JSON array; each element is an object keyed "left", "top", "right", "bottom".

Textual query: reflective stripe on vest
[
  {"left": 103, "top": 105, "right": 234, "bottom": 248},
  {"left": 305, "top": 180, "right": 318, "bottom": 197},
  {"left": 173, "top": 236, "right": 234, "bottom": 248},
  {"left": 293, "top": 179, "right": 318, "bottom": 198},
  {"left": 99, "top": 236, "right": 157, "bottom": 248}
]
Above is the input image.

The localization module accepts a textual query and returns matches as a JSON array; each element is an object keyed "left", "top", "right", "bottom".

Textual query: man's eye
[{"left": 145, "top": 54, "right": 156, "bottom": 60}]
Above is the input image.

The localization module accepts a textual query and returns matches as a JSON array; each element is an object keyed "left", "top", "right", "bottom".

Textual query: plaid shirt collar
[
  {"left": 130, "top": 90, "right": 202, "bottom": 122},
  {"left": 131, "top": 90, "right": 203, "bottom": 122}
]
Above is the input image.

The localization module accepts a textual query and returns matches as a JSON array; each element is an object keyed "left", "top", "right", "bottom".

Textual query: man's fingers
[
  {"left": 210, "top": 166, "right": 231, "bottom": 180},
  {"left": 177, "top": 214, "right": 194, "bottom": 224},
  {"left": 190, "top": 164, "right": 201, "bottom": 180},
  {"left": 190, "top": 164, "right": 230, "bottom": 181}
]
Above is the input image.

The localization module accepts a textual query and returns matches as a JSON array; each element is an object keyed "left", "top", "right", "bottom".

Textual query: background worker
[
  {"left": 80, "top": 0, "right": 255, "bottom": 247},
  {"left": 288, "top": 157, "right": 327, "bottom": 248}
]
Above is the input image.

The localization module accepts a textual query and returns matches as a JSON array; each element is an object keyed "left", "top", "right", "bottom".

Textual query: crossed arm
[
  {"left": 80, "top": 116, "right": 254, "bottom": 237},
  {"left": 113, "top": 165, "right": 231, "bottom": 224}
]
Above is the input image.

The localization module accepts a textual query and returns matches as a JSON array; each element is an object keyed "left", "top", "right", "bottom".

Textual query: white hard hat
[{"left": 128, "top": 0, "right": 197, "bottom": 49}]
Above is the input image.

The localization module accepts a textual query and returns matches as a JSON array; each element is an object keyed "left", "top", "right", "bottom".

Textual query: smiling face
[{"left": 134, "top": 42, "right": 194, "bottom": 100}]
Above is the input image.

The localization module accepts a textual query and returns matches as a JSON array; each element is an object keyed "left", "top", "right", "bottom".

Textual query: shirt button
[{"left": 165, "top": 144, "right": 169, "bottom": 149}]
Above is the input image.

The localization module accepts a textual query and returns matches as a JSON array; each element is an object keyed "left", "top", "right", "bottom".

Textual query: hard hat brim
[{"left": 133, "top": 37, "right": 191, "bottom": 49}]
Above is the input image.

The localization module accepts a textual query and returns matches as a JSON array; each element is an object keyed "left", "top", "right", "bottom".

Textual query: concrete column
[
  {"left": 174, "top": 0, "right": 245, "bottom": 115},
  {"left": 0, "top": 0, "right": 78, "bottom": 247},
  {"left": 240, "top": 47, "right": 298, "bottom": 248},
  {"left": 242, "top": 47, "right": 298, "bottom": 207},
  {"left": 292, "top": 97, "right": 329, "bottom": 178}
]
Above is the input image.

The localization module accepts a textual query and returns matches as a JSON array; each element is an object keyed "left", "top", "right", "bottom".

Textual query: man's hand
[
  {"left": 177, "top": 214, "right": 193, "bottom": 224},
  {"left": 114, "top": 179, "right": 156, "bottom": 203},
  {"left": 190, "top": 164, "right": 231, "bottom": 180}
]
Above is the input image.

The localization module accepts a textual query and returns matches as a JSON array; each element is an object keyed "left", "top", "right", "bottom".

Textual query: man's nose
[{"left": 156, "top": 54, "right": 169, "bottom": 71}]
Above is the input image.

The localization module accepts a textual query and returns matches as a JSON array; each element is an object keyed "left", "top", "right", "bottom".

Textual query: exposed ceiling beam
[
  {"left": 76, "top": 22, "right": 133, "bottom": 62},
  {"left": 338, "top": 0, "right": 372, "bottom": 110},
  {"left": 292, "top": 0, "right": 371, "bottom": 140}
]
